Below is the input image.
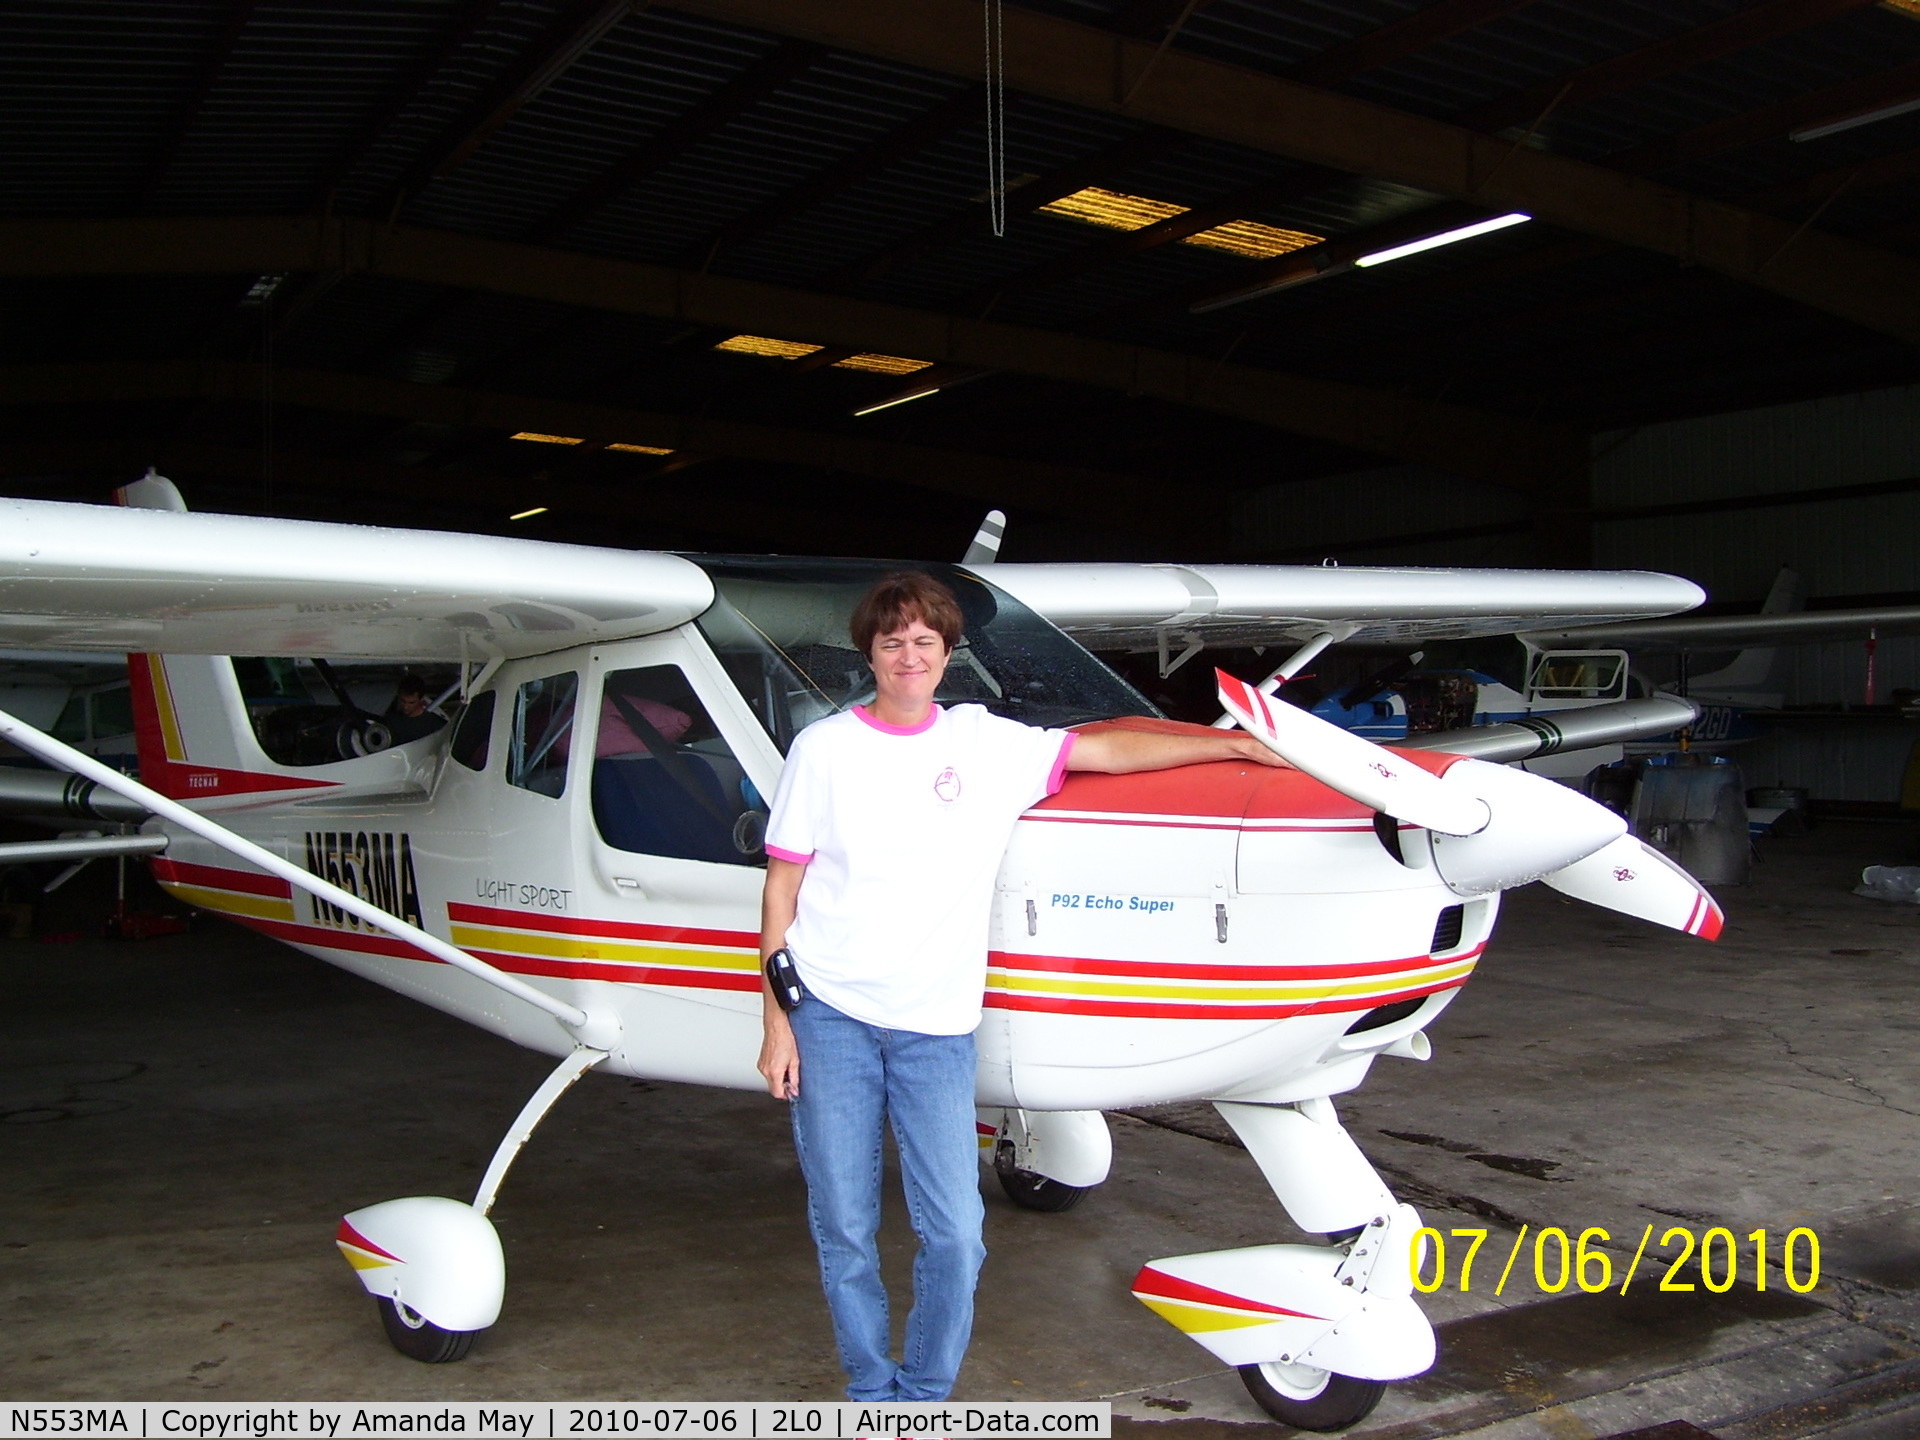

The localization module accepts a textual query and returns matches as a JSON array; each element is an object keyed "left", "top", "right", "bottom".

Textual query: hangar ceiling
[{"left": 3, "top": 0, "right": 1918, "bottom": 561}]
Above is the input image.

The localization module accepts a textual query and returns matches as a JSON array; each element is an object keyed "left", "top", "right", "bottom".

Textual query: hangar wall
[{"left": 1593, "top": 381, "right": 1920, "bottom": 804}]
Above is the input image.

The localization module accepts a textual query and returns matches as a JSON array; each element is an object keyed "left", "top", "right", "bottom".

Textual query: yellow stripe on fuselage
[
  {"left": 447, "top": 924, "right": 757, "bottom": 972},
  {"left": 160, "top": 882, "right": 296, "bottom": 922},
  {"left": 986, "top": 958, "right": 1476, "bottom": 1003},
  {"left": 336, "top": 1244, "right": 394, "bottom": 1271}
]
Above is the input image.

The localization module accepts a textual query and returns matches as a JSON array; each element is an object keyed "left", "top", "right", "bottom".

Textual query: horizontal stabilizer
[{"left": 1541, "top": 833, "right": 1723, "bottom": 939}]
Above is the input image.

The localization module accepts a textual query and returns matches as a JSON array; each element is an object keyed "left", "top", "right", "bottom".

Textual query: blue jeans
[{"left": 788, "top": 997, "right": 986, "bottom": 1402}]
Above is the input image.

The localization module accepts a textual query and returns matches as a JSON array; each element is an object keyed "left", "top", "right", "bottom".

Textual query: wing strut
[{"left": 0, "top": 703, "right": 619, "bottom": 1049}]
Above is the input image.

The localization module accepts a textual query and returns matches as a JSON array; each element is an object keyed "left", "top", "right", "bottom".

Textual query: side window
[
  {"left": 590, "top": 664, "right": 767, "bottom": 867},
  {"left": 448, "top": 689, "right": 496, "bottom": 772},
  {"left": 508, "top": 672, "right": 578, "bottom": 797}
]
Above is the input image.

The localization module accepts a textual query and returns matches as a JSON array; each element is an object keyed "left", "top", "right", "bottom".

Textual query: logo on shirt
[{"left": 933, "top": 766, "right": 962, "bottom": 804}]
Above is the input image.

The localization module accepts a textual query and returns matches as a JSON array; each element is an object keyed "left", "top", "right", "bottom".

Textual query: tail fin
[
  {"left": 1690, "top": 566, "right": 1802, "bottom": 698},
  {"left": 118, "top": 473, "right": 330, "bottom": 800}
]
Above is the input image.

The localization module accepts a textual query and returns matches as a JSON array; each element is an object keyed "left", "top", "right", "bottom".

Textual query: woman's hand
[{"left": 758, "top": 1002, "right": 800, "bottom": 1100}]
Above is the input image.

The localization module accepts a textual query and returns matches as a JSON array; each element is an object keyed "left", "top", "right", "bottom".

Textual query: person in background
[
  {"left": 384, "top": 674, "right": 447, "bottom": 745},
  {"left": 756, "top": 571, "right": 1289, "bottom": 1403}
]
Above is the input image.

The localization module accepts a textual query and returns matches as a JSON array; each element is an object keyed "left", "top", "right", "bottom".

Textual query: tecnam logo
[{"left": 303, "top": 831, "right": 423, "bottom": 931}]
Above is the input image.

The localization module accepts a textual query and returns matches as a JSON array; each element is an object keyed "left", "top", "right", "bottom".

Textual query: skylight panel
[
  {"left": 714, "top": 335, "right": 823, "bottom": 359},
  {"left": 1042, "top": 186, "right": 1323, "bottom": 259},
  {"left": 833, "top": 354, "right": 935, "bottom": 375}
]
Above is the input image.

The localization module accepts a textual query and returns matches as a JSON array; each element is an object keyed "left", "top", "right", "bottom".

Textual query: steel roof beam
[
  {"left": 132, "top": 0, "right": 262, "bottom": 209},
  {"left": 0, "top": 359, "right": 1211, "bottom": 538},
  {"left": 0, "top": 440, "right": 891, "bottom": 553},
  {"left": 0, "top": 216, "right": 1580, "bottom": 490},
  {"left": 1612, "top": 56, "right": 1920, "bottom": 175},
  {"left": 672, "top": 84, "right": 982, "bottom": 269},
  {"left": 653, "top": 0, "right": 1920, "bottom": 345},
  {"left": 305, "top": 0, "right": 508, "bottom": 213},
  {"left": 379, "top": 0, "right": 640, "bottom": 215},
  {"left": 1456, "top": 0, "right": 1881, "bottom": 136},
  {"left": 527, "top": 40, "right": 829, "bottom": 245},
  {"left": 1285, "top": 0, "right": 1544, "bottom": 88}
]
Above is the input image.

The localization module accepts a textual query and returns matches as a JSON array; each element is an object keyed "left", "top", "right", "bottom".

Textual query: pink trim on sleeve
[
  {"left": 1045, "top": 733, "right": 1078, "bottom": 796},
  {"left": 765, "top": 845, "right": 814, "bottom": 865}
]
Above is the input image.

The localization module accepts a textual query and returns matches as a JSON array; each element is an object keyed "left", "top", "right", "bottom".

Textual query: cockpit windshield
[{"left": 690, "top": 557, "right": 1157, "bottom": 754}]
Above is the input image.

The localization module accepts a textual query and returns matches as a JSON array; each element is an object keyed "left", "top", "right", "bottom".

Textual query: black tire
[
  {"left": 376, "top": 1295, "right": 478, "bottom": 1363},
  {"left": 994, "top": 1164, "right": 1091, "bottom": 1212},
  {"left": 1238, "top": 1362, "right": 1385, "bottom": 1432}
]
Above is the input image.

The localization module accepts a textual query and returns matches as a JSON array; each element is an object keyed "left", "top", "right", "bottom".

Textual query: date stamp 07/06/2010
[{"left": 1410, "top": 1224, "right": 1821, "bottom": 1297}]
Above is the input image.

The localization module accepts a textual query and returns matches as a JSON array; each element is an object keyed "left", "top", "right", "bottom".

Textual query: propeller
[
  {"left": 1217, "top": 668, "right": 1721, "bottom": 936},
  {"left": 1541, "top": 833, "right": 1725, "bottom": 938},
  {"left": 1216, "top": 668, "right": 1490, "bottom": 838}
]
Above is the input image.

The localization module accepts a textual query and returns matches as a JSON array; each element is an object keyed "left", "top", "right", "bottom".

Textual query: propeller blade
[
  {"left": 1541, "top": 833, "right": 1724, "bottom": 939},
  {"left": 1216, "top": 668, "right": 1491, "bottom": 837}
]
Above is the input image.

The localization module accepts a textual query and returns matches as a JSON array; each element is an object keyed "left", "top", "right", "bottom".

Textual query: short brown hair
[{"left": 850, "top": 571, "right": 964, "bottom": 656}]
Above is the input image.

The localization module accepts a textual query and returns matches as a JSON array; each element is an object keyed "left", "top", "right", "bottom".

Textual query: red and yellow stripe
[
  {"left": 986, "top": 945, "right": 1482, "bottom": 1020},
  {"left": 445, "top": 903, "right": 760, "bottom": 993},
  {"left": 1132, "top": 1264, "right": 1326, "bottom": 1333}
]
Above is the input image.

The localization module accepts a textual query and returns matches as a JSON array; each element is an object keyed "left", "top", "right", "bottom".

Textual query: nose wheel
[
  {"left": 1238, "top": 1362, "right": 1384, "bottom": 1432},
  {"left": 377, "top": 1296, "right": 478, "bottom": 1364}
]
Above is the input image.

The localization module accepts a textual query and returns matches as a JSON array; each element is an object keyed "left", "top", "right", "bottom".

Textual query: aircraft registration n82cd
[{"left": 0, "top": 476, "right": 1716, "bottom": 1431}]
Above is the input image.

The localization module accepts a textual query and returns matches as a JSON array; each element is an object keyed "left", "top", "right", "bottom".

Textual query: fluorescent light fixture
[
  {"left": 853, "top": 385, "right": 941, "bottom": 417},
  {"left": 509, "top": 506, "right": 549, "bottom": 521},
  {"left": 606, "top": 442, "right": 674, "bottom": 455},
  {"left": 1791, "top": 94, "right": 1920, "bottom": 142},
  {"left": 714, "top": 334, "right": 823, "bottom": 360},
  {"left": 511, "top": 432, "right": 583, "bottom": 445},
  {"left": 1353, "top": 212, "right": 1532, "bottom": 268}
]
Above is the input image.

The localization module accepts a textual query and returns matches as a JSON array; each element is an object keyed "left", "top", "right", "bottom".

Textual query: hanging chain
[{"left": 985, "top": 0, "right": 1006, "bottom": 237}]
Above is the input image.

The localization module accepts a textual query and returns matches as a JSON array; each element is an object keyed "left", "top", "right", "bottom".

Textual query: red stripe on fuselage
[
  {"left": 986, "top": 974, "right": 1469, "bottom": 1021},
  {"left": 446, "top": 901, "right": 752, "bottom": 950},
  {"left": 990, "top": 944, "right": 1484, "bottom": 983},
  {"left": 151, "top": 856, "right": 291, "bottom": 898}
]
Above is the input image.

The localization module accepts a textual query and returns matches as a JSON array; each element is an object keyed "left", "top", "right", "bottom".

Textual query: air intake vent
[
  {"left": 1345, "top": 997, "right": 1424, "bottom": 1035},
  {"left": 1431, "top": 904, "right": 1465, "bottom": 953}
]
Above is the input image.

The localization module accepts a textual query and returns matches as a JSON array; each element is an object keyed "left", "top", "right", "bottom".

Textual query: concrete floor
[{"left": 4, "top": 821, "right": 1920, "bottom": 1439}]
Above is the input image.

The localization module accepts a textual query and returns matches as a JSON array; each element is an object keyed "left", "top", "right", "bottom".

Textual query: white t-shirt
[{"left": 766, "top": 703, "right": 1075, "bottom": 1035}]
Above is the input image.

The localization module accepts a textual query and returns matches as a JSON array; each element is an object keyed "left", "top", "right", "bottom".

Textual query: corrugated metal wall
[{"left": 1592, "top": 380, "right": 1920, "bottom": 802}]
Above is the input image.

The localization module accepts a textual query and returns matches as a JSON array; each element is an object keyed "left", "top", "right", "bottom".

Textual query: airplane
[
  {"left": 1280, "top": 593, "right": 1802, "bottom": 780},
  {"left": 0, "top": 474, "right": 1724, "bottom": 1433}
]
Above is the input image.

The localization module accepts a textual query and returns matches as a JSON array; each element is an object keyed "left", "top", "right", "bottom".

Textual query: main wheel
[
  {"left": 376, "top": 1295, "right": 479, "bottom": 1363},
  {"left": 1238, "top": 1361, "right": 1384, "bottom": 1432},
  {"left": 994, "top": 1163, "right": 1091, "bottom": 1212}
]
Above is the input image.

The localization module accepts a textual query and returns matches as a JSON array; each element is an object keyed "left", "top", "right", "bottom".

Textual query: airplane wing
[
  {"left": 0, "top": 496, "right": 713, "bottom": 661},
  {"left": 976, "top": 562, "right": 1705, "bottom": 650},
  {"left": 1522, "top": 606, "right": 1920, "bottom": 651},
  {"left": 0, "top": 487, "right": 1703, "bottom": 665}
]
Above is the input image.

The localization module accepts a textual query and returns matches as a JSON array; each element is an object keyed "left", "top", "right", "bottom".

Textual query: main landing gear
[
  {"left": 334, "top": 1045, "right": 607, "bottom": 1361},
  {"left": 1131, "top": 1096, "right": 1434, "bottom": 1432},
  {"left": 980, "top": 1106, "right": 1113, "bottom": 1212}
]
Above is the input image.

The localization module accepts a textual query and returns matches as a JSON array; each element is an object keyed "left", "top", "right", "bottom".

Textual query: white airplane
[{"left": 0, "top": 475, "right": 1724, "bottom": 1432}]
